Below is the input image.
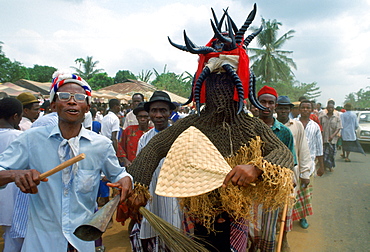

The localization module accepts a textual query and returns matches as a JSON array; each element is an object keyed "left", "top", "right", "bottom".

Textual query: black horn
[
  {"left": 184, "top": 31, "right": 217, "bottom": 54},
  {"left": 235, "top": 4, "right": 257, "bottom": 44}
]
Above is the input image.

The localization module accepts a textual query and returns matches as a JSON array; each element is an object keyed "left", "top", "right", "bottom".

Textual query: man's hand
[
  {"left": 300, "top": 178, "right": 310, "bottom": 188},
  {"left": 13, "top": 169, "right": 44, "bottom": 194},
  {"left": 107, "top": 176, "right": 133, "bottom": 203},
  {"left": 223, "top": 164, "right": 262, "bottom": 187},
  {"left": 123, "top": 157, "right": 132, "bottom": 168}
]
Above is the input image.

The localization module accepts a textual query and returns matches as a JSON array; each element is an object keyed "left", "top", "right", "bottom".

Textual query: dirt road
[{"left": 1, "top": 148, "right": 369, "bottom": 251}]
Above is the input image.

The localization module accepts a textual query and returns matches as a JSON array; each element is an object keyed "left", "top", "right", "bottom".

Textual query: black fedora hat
[
  {"left": 144, "top": 91, "right": 176, "bottom": 111},
  {"left": 133, "top": 102, "right": 147, "bottom": 115},
  {"left": 277, "top": 96, "right": 294, "bottom": 107}
]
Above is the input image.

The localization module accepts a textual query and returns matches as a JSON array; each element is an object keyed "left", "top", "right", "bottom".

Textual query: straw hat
[{"left": 155, "top": 126, "right": 231, "bottom": 197}]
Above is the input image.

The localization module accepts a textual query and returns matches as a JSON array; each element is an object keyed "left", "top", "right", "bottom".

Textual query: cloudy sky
[{"left": 1, "top": 0, "right": 370, "bottom": 105}]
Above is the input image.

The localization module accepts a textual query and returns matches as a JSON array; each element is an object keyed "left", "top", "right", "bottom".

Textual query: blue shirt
[
  {"left": 31, "top": 112, "right": 58, "bottom": 128},
  {"left": 340, "top": 111, "right": 358, "bottom": 141},
  {"left": 272, "top": 119, "right": 297, "bottom": 165},
  {"left": 0, "top": 125, "right": 132, "bottom": 252}
]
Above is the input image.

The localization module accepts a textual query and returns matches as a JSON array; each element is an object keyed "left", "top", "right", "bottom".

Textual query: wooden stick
[
  {"left": 276, "top": 202, "right": 288, "bottom": 252},
  {"left": 39, "top": 153, "right": 85, "bottom": 180}
]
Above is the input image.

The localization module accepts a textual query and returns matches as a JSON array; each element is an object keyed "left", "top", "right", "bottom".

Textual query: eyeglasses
[{"left": 56, "top": 92, "right": 87, "bottom": 103}]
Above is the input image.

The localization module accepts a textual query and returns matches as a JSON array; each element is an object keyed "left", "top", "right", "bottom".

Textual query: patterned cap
[{"left": 50, "top": 71, "right": 92, "bottom": 104}]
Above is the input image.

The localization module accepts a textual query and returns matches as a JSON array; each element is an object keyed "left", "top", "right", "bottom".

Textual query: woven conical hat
[{"left": 155, "top": 126, "right": 231, "bottom": 197}]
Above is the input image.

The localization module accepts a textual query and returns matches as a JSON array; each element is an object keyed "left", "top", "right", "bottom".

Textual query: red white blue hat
[{"left": 50, "top": 71, "right": 92, "bottom": 104}]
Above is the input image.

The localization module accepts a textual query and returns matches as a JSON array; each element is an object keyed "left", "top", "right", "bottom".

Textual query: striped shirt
[
  {"left": 298, "top": 119, "right": 323, "bottom": 175},
  {"left": 137, "top": 128, "right": 182, "bottom": 239}
]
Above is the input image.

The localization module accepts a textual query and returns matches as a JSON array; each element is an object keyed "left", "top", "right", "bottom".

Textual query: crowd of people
[{"left": 0, "top": 70, "right": 364, "bottom": 252}]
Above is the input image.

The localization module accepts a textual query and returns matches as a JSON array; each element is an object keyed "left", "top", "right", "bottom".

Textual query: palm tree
[
  {"left": 137, "top": 69, "right": 153, "bottom": 83},
  {"left": 71, "top": 56, "right": 103, "bottom": 80},
  {"left": 249, "top": 18, "right": 297, "bottom": 83}
]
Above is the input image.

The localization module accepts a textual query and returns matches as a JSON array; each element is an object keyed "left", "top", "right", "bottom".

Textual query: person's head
[
  {"left": 291, "top": 102, "right": 300, "bottom": 118},
  {"left": 327, "top": 103, "right": 335, "bottom": 115},
  {"left": 299, "top": 99, "right": 313, "bottom": 119},
  {"left": 40, "top": 100, "right": 51, "bottom": 114},
  {"left": 49, "top": 71, "right": 92, "bottom": 125},
  {"left": 131, "top": 93, "right": 144, "bottom": 109},
  {"left": 173, "top": 102, "right": 180, "bottom": 112},
  {"left": 298, "top": 96, "right": 307, "bottom": 102},
  {"left": 257, "top": 85, "right": 278, "bottom": 119},
  {"left": 249, "top": 104, "right": 259, "bottom": 117},
  {"left": 310, "top": 100, "right": 316, "bottom": 110},
  {"left": 144, "top": 91, "right": 175, "bottom": 131},
  {"left": 316, "top": 102, "right": 322, "bottom": 110},
  {"left": 90, "top": 107, "right": 97, "bottom": 119},
  {"left": 0, "top": 97, "right": 23, "bottom": 128},
  {"left": 0, "top": 91, "right": 9, "bottom": 100},
  {"left": 108, "top": 99, "right": 121, "bottom": 114},
  {"left": 327, "top": 99, "right": 335, "bottom": 107},
  {"left": 276, "top": 96, "right": 294, "bottom": 123},
  {"left": 16, "top": 92, "right": 40, "bottom": 121},
  {"left": 344, "top": 103, "right": 352, "bottom": 111},
  {"left": 133, "top": 102, "right": 150, "bottom": 128}
]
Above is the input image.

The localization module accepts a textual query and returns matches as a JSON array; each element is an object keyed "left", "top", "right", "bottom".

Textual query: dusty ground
[{"left": 1, "top": 148, "right": 369, "bottom": 251}]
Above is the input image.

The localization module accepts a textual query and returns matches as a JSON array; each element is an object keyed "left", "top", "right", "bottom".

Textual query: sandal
[
  {"left": 340, "top": 154, "right": 345, "bottom": 158},
  {"left": 345, "top": 158, "right": 351, "bottom": 162}
]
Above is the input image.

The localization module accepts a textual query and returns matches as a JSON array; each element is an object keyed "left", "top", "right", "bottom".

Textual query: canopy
[{"left": 0, "top": 82, "right": 39, "bottom": 97}]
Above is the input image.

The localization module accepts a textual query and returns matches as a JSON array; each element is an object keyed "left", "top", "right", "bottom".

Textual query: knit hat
[
  {"left": 50, "top": 71, "right": 92, "bottom": 104},
  {"left": 257, "top": 85, "right": 278, "bottom": 98},
  {"left": 16, "top": 92, "right": 39, "bottom": 106},
  {"left": 144, "top": 91, "right": 176, "bottom": 112}
]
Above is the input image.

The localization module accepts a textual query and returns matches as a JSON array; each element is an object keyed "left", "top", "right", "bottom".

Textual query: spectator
[
  {"left": 0, "top": 71, "right": 132, "bottom": 251},
  {"left": 340, "top": 103, "right": 365, "bottom": 162},
  {"left": 123, "top": 93, "right": 144, "bottom": 129},
  {"left": 16, "top": 92, "right": 40, "bottom": 131},
  {"left": 0, "top": 98, "right": 23, "bottom": 251},
  {"left": 319, "top": 103, "right": 342, "bottom": 171}
]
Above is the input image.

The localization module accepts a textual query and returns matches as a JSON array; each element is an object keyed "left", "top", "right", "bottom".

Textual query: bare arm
[
  {"left": 111, "top": 131, "right": 119, "bottom": 154},
  {"left": 0, "top": 169, "right": 43, "bottom": 193},
  {"left": 316, "top": 155, "right": 325, "bottom": 176}
]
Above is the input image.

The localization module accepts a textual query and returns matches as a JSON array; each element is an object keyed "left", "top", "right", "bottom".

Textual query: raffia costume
[{"left": 127, "top": 5, "right": 294, "bottom": 251}]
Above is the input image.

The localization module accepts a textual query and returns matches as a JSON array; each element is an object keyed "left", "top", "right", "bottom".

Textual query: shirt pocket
[{"left": 75, "top": 169, "right": 99, "bottom": 194}]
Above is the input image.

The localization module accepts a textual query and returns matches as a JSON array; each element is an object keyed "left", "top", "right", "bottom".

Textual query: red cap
[{"left": 257, "top": 85, "right": 278, "bottom": 98}]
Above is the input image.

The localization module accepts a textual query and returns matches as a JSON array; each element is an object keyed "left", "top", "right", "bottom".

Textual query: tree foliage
[
  {"left": 249, "top": 18, "right": 296, "bottom": 83},
  {"left": 152, "top": 65, "right": 192, "bottom": 98},
  {"left": 0, "top": 41, "right": 29, "bottom": 82},
  {"left": 88, "top": 72, "right": 114, "bottom": 90},
  {"left": 114, "top": 70, "right": 137, "bottom": 84},
  {"left": 137, "top": 69, "right": 153, "bottom": 83},
  {"left": 27, "top": 65, "right": 57, "bottom": 82},
  {"left": 344, "top": 87, "right": 370, "bottom": 109},
  {"left": 71, "top": 56, "right": 103, "bottom": 80},
  {"left": 248, "top": 18, "right": 322, "bottom": 102},
  {"left": 255, "top": 79, "right": 320, "bottom": 102}
]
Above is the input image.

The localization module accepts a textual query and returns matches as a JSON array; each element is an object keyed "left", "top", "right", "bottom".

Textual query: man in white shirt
[
  {"left": 276, "top": 95, "right": 312, "bottom": 250},
  {"left": 0, "top": 97, "right": 24, "bottom": 252},
  {"left": 101, "top": 99, "right": 121, "bottom": 156},
  {"left": 123, "top": 93, "right": 144, "bottom": 129},
  {"left": 130, "top": 91, "right": 179, "bottom": 251},
  {"left": 16, "top": 92, "right": 40, "bottom": 131}
]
